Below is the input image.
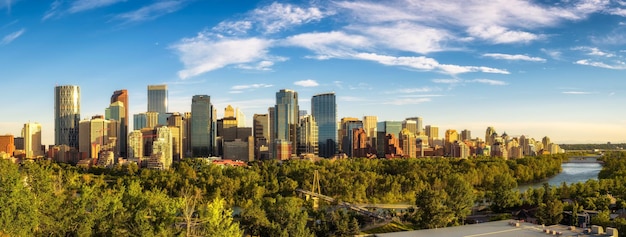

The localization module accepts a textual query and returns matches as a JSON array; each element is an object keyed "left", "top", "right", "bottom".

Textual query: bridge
[
  {"left": 296, "top": 189, "right": 390, "bottom": 220},
  {"left": 296, "top": 170, "right": 392, "bottom": 221}
]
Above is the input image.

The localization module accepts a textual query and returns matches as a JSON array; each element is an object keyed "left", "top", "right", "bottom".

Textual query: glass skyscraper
[
  {"left": 55, "top": 85, "right": 80, "bottom": 149},
  {"left": 147, "top": 85, "right": 167, "bottom": 114},
  {"left": 191, "top": 95, "right": 214, "bottom": 157},
  {"left": 274, "top": 89, "right": 299, "bottom": 157},
  {"left": 311, "top": 92, "right": 337, "bottom": 158}
]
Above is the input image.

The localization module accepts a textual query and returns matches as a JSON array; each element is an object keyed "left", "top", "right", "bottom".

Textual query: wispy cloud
[
  {"left": 355, "top": 53, "right": 509, "bottom": 75},
  {"left": 171, "top": 35, "right": 273, "bottom": 79},
  {"left": 468, "top": 79, "right": 508, "bottom": 86},
  {"left": 432, "top": 78, "right": 507, "bottom": 86},
  {"left": 294, "top": 79, "right": 319, "bottom": 87},
  {"left": 467, "top": 25, "right": 540, "bottom": 44},
  {"left": 483, "top": 53, "right": 546, "bottom": 62},
  {"left": 392, "top": 87, "right": 437, "bottom": 94},
  {"left": 282, "top": 31, "right": 371, "bottom": 59},
  {"left": 541, "top": 48, "right": 562, "bottom": 60},
  {"left": 562, "top": 91, "right": 592, "bottom": 95},
  {"left": 214, "top": 2, "right": 329, "bottom": 35},
  {"left": 572, "top": 46, "right": 615, "bottom": 57},
  {"left": 69, "top": 0, "right": 126, "bottom": 13},
  {"left": 113, "top": 0, "right": 186, "bottom": 24},
  {"left": 231, "top": 83, "right": 273, "bottom": 90},
  {"left": 1, "top": 28, "right": 25, "bottom": 45},
  {"left": 575, "top": 59, "right": 626, "bottom": 70}
]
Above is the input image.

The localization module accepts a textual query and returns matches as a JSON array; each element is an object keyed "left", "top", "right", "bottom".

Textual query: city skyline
[{"left": 1, "top": 1, "right": 625, "bottom": 144}]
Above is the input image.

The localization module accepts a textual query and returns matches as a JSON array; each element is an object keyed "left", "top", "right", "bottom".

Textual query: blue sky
[{"left": 1, "top": 0, "right": 625, "bottom": 145}]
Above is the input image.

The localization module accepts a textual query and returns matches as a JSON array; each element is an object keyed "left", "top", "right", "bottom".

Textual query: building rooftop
[{"left": 374, "top": 220, "right": 603, "bottom": 237}]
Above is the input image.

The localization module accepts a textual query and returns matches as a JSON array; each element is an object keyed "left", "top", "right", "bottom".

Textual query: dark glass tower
[
  {"left": 147, "top": 85, "right": 167, "bottom": 114},
  {"left": 110, "top": 89, "right": 128, "bottom": 157},
  {"left": 274, "top": 89, "right": 299, "bottom": 157},
  {"left": 191, "top": 95, "right": 214, "bottom": 157},
  {"left": 55, "top": 85, "right": 81, "bottom": 149},
  {"left": 311, "top": 92, "right": 337, "bottom": 158}
]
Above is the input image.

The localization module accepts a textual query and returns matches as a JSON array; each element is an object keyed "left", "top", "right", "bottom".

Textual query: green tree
[{"left": 195, "top": 197, "right": 243, "bottom": 237}]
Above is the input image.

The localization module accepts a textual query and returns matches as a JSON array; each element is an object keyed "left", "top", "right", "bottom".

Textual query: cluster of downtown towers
[{"left": 54, "top": 85, "right": 346, "bottom": 162}]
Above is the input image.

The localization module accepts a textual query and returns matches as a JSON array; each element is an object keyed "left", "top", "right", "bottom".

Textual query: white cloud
[
  {"left": 541, "top": 48, "right": 562, "bottom": 60},
  {"left": 215, "top": 2, "right": 329, "bottom": 35},
  {"left": 69, "top": 0, "right": 126, "bottom": 13},
  {"left": 282, "top": 31, "right": 371, "bottom": 59},
  {"left": 469, "top": 79, "right": 508, "bottom": 86},
  {"left": 172, "top": 35, "right": 273, "bottom": 79},
  {"left": 114, "top": 0, "right": 185, "bottom": 24},
  {"left": 562, "top": 91, "right": 592, "bottom": 95},
  {"left": 354, "top": 22, "right": 452, "bottom": 54},
  {"left": 294, "top": 79, "right": 319, "bottom": 87},
  {"left": 1, "top": 28, "right": 25, "bottom": 45},
  {"left": 394, "top": 87, "right": 436, "bottom": 94},
  {"left": 354, "top": 53, "right": 509, "bottom": 75},
  {"left": 339, "top": 96, "right": 369, "bottom": 102},
  {"left": 467, "top": 25, "right": 540, "bottom": 44},
  {"left": 575, "top": 59, "right": 626, "bottom": 70},
  {"left": 572, "top": 46, "right": 615, "bottom": 57},
  {"left": 483, "top": 53, "right": 546, "bottom": 62},
  {"left": 432, "top": 79, "right": 463, "bottom": 84},
  {"left": 231, "top": 84, "right": 273, "bottom": 90}
]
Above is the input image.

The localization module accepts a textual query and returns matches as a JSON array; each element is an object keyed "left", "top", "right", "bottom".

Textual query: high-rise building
[
  {"left": 341, "top": 118, "right": 363, "bottom": 156},
  {"left": 183, "top": 112, "right": 192, "bottom": 157},
  {"left": 425, "top": 125, "right": 439, "bottom": 139},
  {"left": 110, "top": 90, "right": 128, "bottom": 155},
  {"left": 461, "top": 129, "right": 472, "bottom": 141},
  {"left": 55, "top": 85, "right": 80, "bottom": 148},
  {"left": 486, "top": 126, "right": 496, "bottom": 145},
  {"left": 405, "top": 117, "right": 423, "bottom": 135},
  {"left": 274, "top": 89, "right": 299, "bottom": 158},
  {"left": 444, "top": 129, "right": 459, "bottom": 155},
  {"left": 224, "top": 105, "right": 235, "bottom": 118},
  {"left": 79, "top": 116, "right": 118, "bottom": 159},
  {"left": 297, "top": 115, "right": 318, "bottom": 155},
  {"left": 191, "top": 95, "right": 214, "bottom": 157},
  {"left": 236, "top": 108, "right": 246, "bottom": 127},
  {"left": 127, "top": 130, "right": 143, "bottom": 160},
  {"left": 402, "top": 120, "right": 417, "bottom": 135},
  {"left": 253, "top": 114, "right": 270, "bottom": 160},
  {"left": 268, "top": 107, "right": 275, "bottom": 159},
  {"left": 147, "top": 85, "right": 167, "bottom": 114},
  {"left": 0, "top": 135, "right": 15, "bottom": 157},
  {"left": 400, "top": 128, "right": 416, "bottom": 158},
  {"left": 542, "top": 136, "right": 551, "bottom": 153},
  {"left": 363, "top": 116, "right": 378, "bottom": 138},
  {"left": 149, "top": 126, "right": 172, "bottom": 170},
  {"left": 106, "top": 101, "right": 126, "bottom": 157},
  {"left": 312, "top": 93, "right": 337, "bottom": 158},
  {"left": 23, "top": 122, "right": 43, "bottom": 158}
]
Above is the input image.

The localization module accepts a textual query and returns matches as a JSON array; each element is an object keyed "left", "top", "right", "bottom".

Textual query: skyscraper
[
  {"left": 23, "top": 122, "right": 42, "bottom": 158},
  {"left": 486, "top": 126, "right": 496, "bottom": 145},
  {"left": 110, "top": 90, "right": 128, "bottom": 157},
  {"left": 253, "top": 114, "right": 270, "bottom": 160},
  {"left": 147, "top": 85, "right": 167, "bottom": 114},
  {"left": 191, "top": 95, "right": 214, "bottom": 157},
  {"left": 405, "top": 117, "right": 423, "bottom": 135},
  {"left": 106, "top": 101, "right": 126, "bottom": 157},
  {"left": 363, "top": 116, "right": 378, "bottom": 138},
  {"left": 274, "top": 89, "right": 299, "bottom": 158},
  {"left": 311, "top": 92, "right": 337, "bottom": 158},
  {"left": 297, "top": 115, "right": 318, "bottom": 155},
  {"left": 55, "top": 85, "right": 80, "bottom": 148}
]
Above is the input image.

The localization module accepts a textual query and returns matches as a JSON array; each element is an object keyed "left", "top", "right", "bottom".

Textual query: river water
[{"left": 518, "top": 160, "right": 603, "bottom": 191}]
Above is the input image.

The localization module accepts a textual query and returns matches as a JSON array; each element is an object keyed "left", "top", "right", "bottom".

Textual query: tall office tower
[
  {"left": 23, "top": 122, "right": 42, "bottom": 158},
  {"left": 106, "top": 101, "right": 126, "bottom": 157},
  {"left": 402, "top": 120, "right": 417, "bottom": 135},
  {"left": 79, "top": 116, "right": 118, "bottom": 159},
  {"left": 274, "top": 89, "right": 299, "bottom": 158},
  {"left": 341, "top": 118, "right": 363, "bottom": 156},
  {"left": 236, "top": 108, "right": 246, "bottom": 127},
  {"left": 127, "top": 130, "right": 143, "bottom": 160},
  {"left": 167, "top": 113, "right": 184, "bottom": 161},
  {"left": 183, "top": 112, "right": 192, "bottom": 157},
  {"left": 485, "top": 126, "right": 496, "bottom": 145},
  {"left": 405, "top": 117, "right": 423, "bottom": 135},
  {"left": 339, "top": 117, "right": 359, "bottom": 152},
  {"left": 191, "top": 95, "right": 214, "bottom": 157},
  {"left": 311, "top": 93, "right": 337, "bottom": 158},
  {"left": 225, "top": 105, "right": 235, "bottom": 118},
  {"left": 110, "top": 90, "right": 128, "bottom": 153},
  {"left": 297, "top": 115, "right": 318, "bottom": 155},
  {"left": 425, "top": 125, "right": 439, "bottom": 139},
  {"left": 155, "top": 126, "right": 173, "bottom": 169},
  {"left": 268, "top": 107, "right": 275, "bottom": 159},
  {"left": 55, "top": 85, "right": 80, "bottom": 148},
  {"left": 542, "top": 136, "right": 551, "bottom": 152},
  {"left": 0, "top": 135, "right": 15, "bottom": 156},
  {"left": 376, "top": 121, "right": 402, "bottom": 157},
  {"left": 363, "top": 116, "right": 378, "bottom": 138},
  {"left": 444, "top": 129, "right": 459, "bottom": 156},
  {"left": 147, "top": 85, "right": 167, "bottom": 114},
  {"left": 400, "top": 128, "right": 416, "bottom": 158},
  {"left": 461, "top": 129, "right": 472, "bottom": 141},
  {"left": 253, "top": 114, "right": 269, "bottom": 159}
]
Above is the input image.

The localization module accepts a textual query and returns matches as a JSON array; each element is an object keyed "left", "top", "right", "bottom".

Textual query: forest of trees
[{"left": 1, "top": 152, "right": 625, "bottom": 236}]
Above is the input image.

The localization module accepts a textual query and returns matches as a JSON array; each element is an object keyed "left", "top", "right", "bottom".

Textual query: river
[{"left": 518, "top": 158, "right": 603, "bottom": 191}]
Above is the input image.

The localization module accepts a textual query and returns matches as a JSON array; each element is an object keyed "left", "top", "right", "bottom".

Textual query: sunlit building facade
[
  {"left": 311, "top": 93, "right": 337, "bottom": 158},
  {"left": 55, "top": 85, "right": 80, "bottom": 148}
]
